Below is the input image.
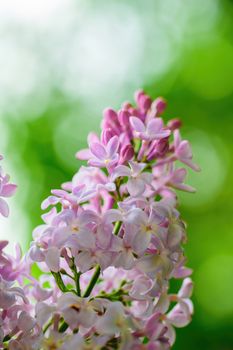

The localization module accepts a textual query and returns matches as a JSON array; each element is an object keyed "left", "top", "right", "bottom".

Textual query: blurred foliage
[{"left": 0, "top": 0, "right": 233, "bottom": 348}]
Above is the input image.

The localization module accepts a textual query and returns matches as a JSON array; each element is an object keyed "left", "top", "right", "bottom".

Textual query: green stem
[
  {"left": 43, "top": 320, "right": 53, "bottom": 334},
  {"left": 70, "top": 258, "right": 82, "bottom": 296},
  {"left": 113, "top": 221, "right": 122, "bottom": 236},
  {"left": 59, "top": 321, "right": 69, "bottom": 333},
  {"left": 116, "top": 184, "right": 122, "bottom": 201},
  {"left": 73, "top": 267, "right": 81, "bottom": 296},
  {"left": 83, "top": 265, "right": 101, "bottom": 297},
  {"left": 134, "top": 138, "right": 142, "bottom": 158},
  {"left": 51, "top": 271, "right": 67, "bottom": 293},
  {"left": 3, "top": 334, "right": 11, "bottom": 343}
]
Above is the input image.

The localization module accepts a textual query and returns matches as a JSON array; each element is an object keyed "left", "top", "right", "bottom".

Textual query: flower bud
[
  {"left": 135, "top": 89, "right": 152, "bottom": 112},
  {"left": 147, "top": 138, "right": 169, "bottom": 160},
  {"left": 118, "top": 109, "right": 130, "bottom": 127},
  {"left": 101, "top": 128, "right": 115, "bottom": 145},
  {"left": 167, "top": 118, "right": 182, "bottom": 130},
  {"left": 119, "top": 144, "right": 134, "bottom": 164}
]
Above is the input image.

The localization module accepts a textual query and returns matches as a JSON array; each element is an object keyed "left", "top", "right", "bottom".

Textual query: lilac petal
[
  {"left": 129, "top": 161, "right": 146, "bottom": 176},
  {"left": 79, "top": 210, "right": 98, "bottom": 225},
  {"left": 72, "top": 184, "right": 86, "bottom": 197},
  {"left": 60, "top": 334, "right": 84, "bottom": 350},
  {"left": 97, "top": 182, "right": 116, "bottom": 192},
  {"left": 152, "top": 130, "right": 171, "bottom": 139},
  {"left": 146, "top": 314, "right": 165, "bottom": 339},
  {"left": 0, "top": 240, "right": 8, "bottom": 250},
  {"left": 172, "top": 168, "right": 186, "bottom": 183},
  {"left": 77, "top": 189, "right": 96, "bottom": 203},
  {"left": 0, "top": 198, "right": 9, "bottom": 217},
  {"left": 41, "top": 207, "right": 57, "bottom": 224},
  {"left": 45, "top": 247, "right": 60, "bottom": 272},
  {"left": 98, "top": 252, "right": 113, "bottom": 270},
  {"left": 178, "top": 278, "right": 193, "bottom": 298},
  {"left": 140, "top": 172, "right": 153, "bottom": 185},
  {"left": 126, "top": 208, "right": 147, "bottom": 225},
  {"left": 106, "top": 136, "right": 119, "bottom": 157},
  {"left": 130, "top": 116, "right": 145, "bottom": 133},
  {"left": 147, "top": 119, "right": 170, "bottom": 139},
  {"left": 167, "top": 302, "right": 191, "bottom": 327},
  {"left": 173, "top": 183, "right": 196, "bottom": 193},
  {"left": 90, "top": 142, "right": 107, "bottom": 160},
  {"left": 176, "top": 141, "right": 200, "bottom": 171},
  {"left": 112, "top": 165, "right": 131, "bottom": 181},
  {"left": 165, "top": 324, "right": 176, "bottom": 346},
  {"left": 18, "top": 312, "right": 35, "bottom": 332},
  {"left": 29, "top": 245, "right": 45, "bottom": 262},
  {"left": 53, "top": 227, "right": 71, "bottom": 247},
  {"left": 41, "top": 196, "right": 60, "bottom": 210},
  {"left": 137, "top": 255, "right": 162, "bottom": 274},
  {"left": 130, "top": 275, "right": 153, "bottom": 299},
  {"left": 178, "top": 141, "right": 193, "bottom": 159},
  {"left": 96, "top": 302, "right": 125, "bottom": 335},
  {"left": 147, "top": 118, "right": 164, "bottom": 133},
  {"left": 61, "top": 181, "right": 72, "bottom": 191},
  {"left": 1, "top": 184, "right": 17, "bottom": 197},
  {"left": 114, "top": 250, "right": 135, "bottom": 270},
  {"left": 173, "top": 266, "right": 192, "bottom": 278},
  {"left": 88, "top": 158, "right": 105, "bottom": 168},
  {"left": 96, "top": 226, "right": 112, "bottom": 250},
  {"left": 174, "top": 129, "right": 181, "bottom": 149},
  {"left": 35, "top": 302, "right": 56, "bottom": 326},
  {"left": 127, "top": 178, "right": 145, "bottom": 196},
  {"left": 87, "top": 132, "right": 99, "bottom": 145},
  {"left": 103, "top": 209, "right": 123, "bottom": 223},
  {"left": 0, "top": 290, "right": 16, "bottom": 308},
  {"left": 132, "top": 231, "right": 151, "bottom": 254},
  {"left": 167, "top": 225, "right": 183, "bottom": 248},
  {"left": 108, "top": 154, "right": 119, "bottom": 167},
  {"left": 181, "top": 158, "right": 201, "bottom": 172},
  {"left": 75, "top": 230, "right": 95, "bottom": 249},
  {"left": 75, "top": 149, "right": 92, "bottom": 160},
  {"left": 51, "top": 189, "right": 67, "bottom": 198},
  {"left": 75, "top": 252, "right": 93, "bottom": 272}
]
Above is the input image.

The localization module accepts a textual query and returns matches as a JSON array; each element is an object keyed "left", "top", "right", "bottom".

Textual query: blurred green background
[{"left": 0, "top": 0, "right": 233, "bottom": 348}]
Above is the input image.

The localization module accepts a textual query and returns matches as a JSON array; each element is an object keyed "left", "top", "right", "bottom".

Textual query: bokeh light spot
[
  {"left": 196, "top": 255, "right": 233, "bottom": 318},
  {"left": 179, "top": 129, "right": 229, "bottom": 208},
  {"left": 182, "top": 38, "right": 233, "bottom": 100}
]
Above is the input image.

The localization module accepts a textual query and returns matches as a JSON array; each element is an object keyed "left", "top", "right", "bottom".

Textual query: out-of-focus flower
[{"left": 0, "top": 158, "right": 17, "bottom": 217}]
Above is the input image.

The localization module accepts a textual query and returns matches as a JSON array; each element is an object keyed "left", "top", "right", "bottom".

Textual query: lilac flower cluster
[{"left": 0, "top": 90, "right": 199, "bottom": 349}]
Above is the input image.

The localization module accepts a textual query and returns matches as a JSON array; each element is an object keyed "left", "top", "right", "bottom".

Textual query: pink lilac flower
[
  {"left": 0, "top": 90, "right": 199, "bottom": 349},
  {"left": 0, "top": 159, "right": 17, "bottom": 217},
  {"left": 173, "top": 130, "right": 200, "bottom": 171},
  {"left": 130, "top": 117, "right": 170, "bottom": 141},
  {"left": 112, "top": 161, "right": 153, "bottom": 197},
  {"left": 88, "top": 135, "right": 119, "bottom": 169}
]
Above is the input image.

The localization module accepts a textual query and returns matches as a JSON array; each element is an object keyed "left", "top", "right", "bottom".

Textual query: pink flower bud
[
  {"left": 167, "top": 118, "right": 182, "bottom": 130},
  {"left": 147, "top": 138, "right": 169, "bottom": 160},
  {"left": 135, "top": 89, "right": 152, "bottom": 112},
  {"left": 149, "top": 97, "right": 167, "bottom": 118},
  {"left": 155, "top": 97, "right": 167, "bottom": 115},
  {"left": 118, "top": 109, "right": 130, "bottom": 127},
  {"left": 119, "top": 144, "right": 134, "bottom": 164},
  {"left": 101, "top": 128, "right": 115, "bottom": 145}
]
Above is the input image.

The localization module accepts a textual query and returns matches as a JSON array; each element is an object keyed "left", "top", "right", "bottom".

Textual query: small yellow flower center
[
  {"left": 43, "top": 338, "right": 63, "bottom": 350},
  {"left": 71, "top": 224, "right": 79, "bottom": 232},
  {"left": 104, "top": 158, "right": 111, "bottom": 165},
  {"left": 146, "top": 225, "right": 152, "bottom": 232}
]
